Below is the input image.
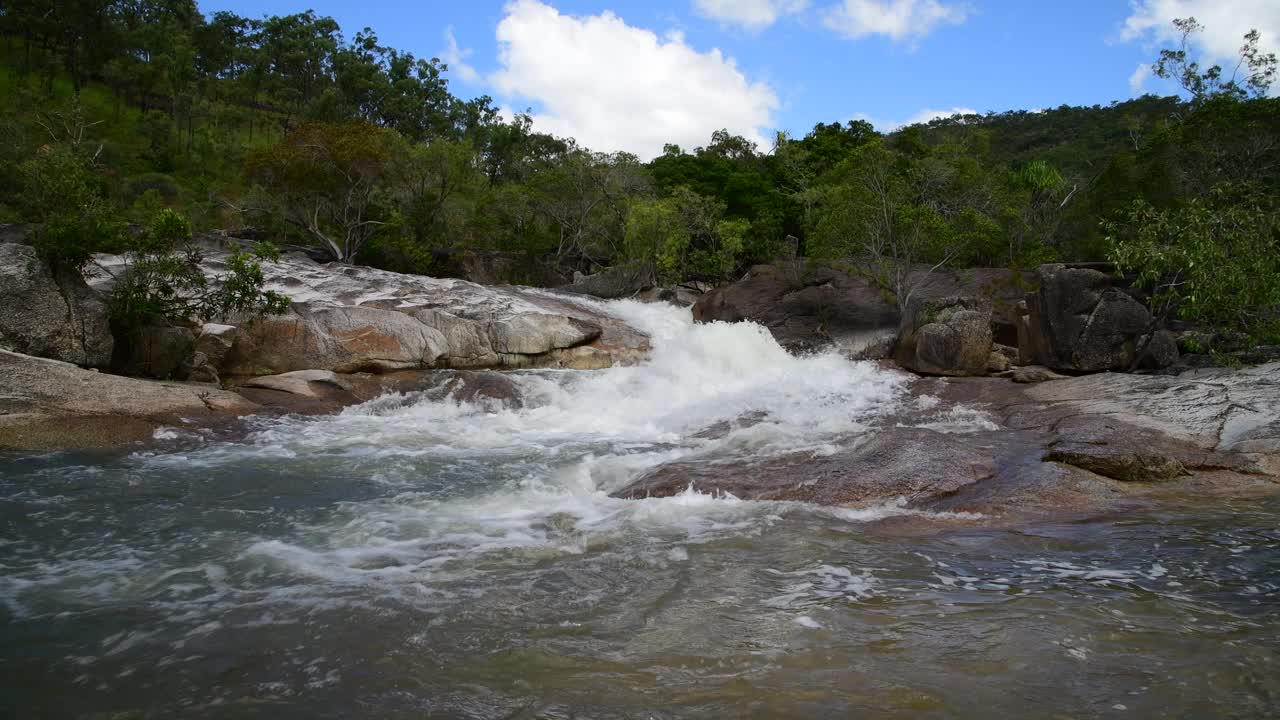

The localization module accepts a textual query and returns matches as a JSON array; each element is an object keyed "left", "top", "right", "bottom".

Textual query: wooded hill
[{"left": 1, "top": 2, "right": 1277, "bottom": 343}]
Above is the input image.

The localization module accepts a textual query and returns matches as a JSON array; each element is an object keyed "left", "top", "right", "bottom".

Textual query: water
[{"left": 2, "top": 301, "right": 1278, "bottom": 718}]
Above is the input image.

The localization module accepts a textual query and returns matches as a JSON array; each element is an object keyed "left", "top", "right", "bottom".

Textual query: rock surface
[
  {"left": 896, "top": 296, "right": 993, "bottom": 376},
  {"left": 0, "top": 242, "right": 113, "bottom": 368},
  {"left": 90, "top": 245, "right": 649, "bottom": 378},
  {"left": 1021, "top": 264, "right": 1178, "bottom": 372},
  {"left": 616, "top": 363, "right": 1280, "bottom": 520},
  {"left": 692, "top": 261, "right": 1029, "bottom": 353},
  {"left": 0, "top": 348, "right": 257, "bottom": 449}
]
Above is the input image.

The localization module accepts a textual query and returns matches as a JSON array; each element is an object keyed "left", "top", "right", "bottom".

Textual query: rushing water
[{"left": 2, "top": 301, "right": 1278, "bottom": 718}]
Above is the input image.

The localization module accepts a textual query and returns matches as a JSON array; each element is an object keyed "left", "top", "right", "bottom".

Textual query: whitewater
[{"left": 2, "top": 298, "right": 1278, "bottom": 718}]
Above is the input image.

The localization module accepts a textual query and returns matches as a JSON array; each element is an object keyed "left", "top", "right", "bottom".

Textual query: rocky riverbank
[{"left": 2, "top": 235, "right": 1278, "bottom": 524}]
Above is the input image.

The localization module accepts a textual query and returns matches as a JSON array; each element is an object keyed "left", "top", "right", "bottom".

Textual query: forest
[{"left": 1, "top": 2, "right": 1278, "bottom": 344}]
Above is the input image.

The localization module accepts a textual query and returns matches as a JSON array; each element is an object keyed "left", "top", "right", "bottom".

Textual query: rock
[
  {"left": 1045, "top": 445, "right": 1188, "bottom": 482},
  {"left": 617, "top": 363, "right": 1280, "bottom": 520},
  {"left": 1005, "top": 365, "right": 1068, "bottom": 384},
  {"left": 0, "top": 242, "right": 113, "bottom": 368},
  {"left": 488, "top": 314, "right": 601, "bottom": 355},
  {"left": 898, "top": 296, "right": 993, "bottom": 376},
  {"left": 1023, "top": 264, "right": 1178, "bottom": 372},
  {"left": 90, "top": 249, "right": 646, "bottom": 374},
  {"left": 693, "top": 261, "right": 1028, "bottom": 353},
  {"left": 0, "top": 348, "right": 258, "bottom": 450},
  {"left": 618, "top": 427, "right": 996, "bottom": 507},
  {"left": 558, "top": 264, "right": 653, "bottom": 299},
  {"left": 242, "top": 369, "right": 352, "bottom": 398},
  {"left": 0, "top": 224, "right": 32, "bottom": 245},
  {"left": 195, "top": 323, "right": 239, "bottom": 370},
  {"left": 224, "top": 305, "right": 448, "bottom": 376},
  {"left": 113, "top": 325, "right": 197, "bottom": 380},
  {"left": 987, "top": 350, "right": 1011, "bottom": 374},
  {"left": 184, "top": 352, "right": 220, "bottom": 384},
  {"left": 420, "top": 370, "right": 525, "bottom": 409},
  {"left": 848, "top": 331, "right": 897, "bottom": 361},
  {"left": 412, "top": 309, "right": 499, "bottom": 368}
]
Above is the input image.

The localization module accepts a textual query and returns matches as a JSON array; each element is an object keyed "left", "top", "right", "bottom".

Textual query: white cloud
[
  {"left": 692, "top": 0, "right": 809, "bottom": 31},
  {"left": 822, "top": 0, "right": 968, "bottom": 42},
  {"left": 441, "top": 27, "right": 480, "bottom": 84},
  {"left": 855, "top": 106, "right": 976, "bottom": 131},
  {"left": 1128, "top": 63, "right": 1152, "bottom": 95},
  {"left": 490, "top": 0, "right": 778, "bottom": 160},
  {"left": 1120, "top": 1, "right": 1279, "bottom": 94}
]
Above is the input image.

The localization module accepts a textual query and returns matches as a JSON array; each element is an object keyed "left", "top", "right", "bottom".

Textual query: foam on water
[{"left": 136, "top": 300, "right": 920, "bottom": 567}]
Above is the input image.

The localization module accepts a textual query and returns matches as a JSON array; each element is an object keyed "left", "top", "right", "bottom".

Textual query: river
[{"left": 2, "top": 300, "right": 1277, "bottom": 718}]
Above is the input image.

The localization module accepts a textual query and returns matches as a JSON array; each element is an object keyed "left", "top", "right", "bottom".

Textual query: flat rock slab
[
  {"left": 0, "top": 349, "right": 258, "bottom": 450},
  {"left": 615, "top": 364, "right": 1280, "bottom": 522}
]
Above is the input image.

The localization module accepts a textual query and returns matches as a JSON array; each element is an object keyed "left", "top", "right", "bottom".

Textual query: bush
[
  {"left": 18, "top": 145, "right": 122, "bottom": 274},
  {"left": 1106, "top": 186, "right": 1280, "bottom": 343},
  {"left": 108, "top": 209, "right": 290, "bottom": 330}
]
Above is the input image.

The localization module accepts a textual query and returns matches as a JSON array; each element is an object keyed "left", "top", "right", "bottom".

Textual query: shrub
[
  {"left": 108, "top": 209, "right": 290, "bottom": 330},
  {"left": 1106, "top": 185, "right": 1280, "bottom": 344}
]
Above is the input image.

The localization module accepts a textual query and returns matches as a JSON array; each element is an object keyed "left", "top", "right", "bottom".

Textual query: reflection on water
[{"left": 1, "top": 301, "right": 1277, "bottom": 718}]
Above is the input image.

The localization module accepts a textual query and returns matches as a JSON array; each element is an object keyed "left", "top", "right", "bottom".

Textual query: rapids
[{"left": 1, "top": 300, "right": 1278, "bottom": 717}]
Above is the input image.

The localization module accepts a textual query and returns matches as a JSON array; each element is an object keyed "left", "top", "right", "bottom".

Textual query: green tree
[{"left": 246, "top": 121, "right": 399, "bottom": 262}]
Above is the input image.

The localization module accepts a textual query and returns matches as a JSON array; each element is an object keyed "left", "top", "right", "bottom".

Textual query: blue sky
[{"left": 206, "top": 0, "right": 1280, "bottom": 158}]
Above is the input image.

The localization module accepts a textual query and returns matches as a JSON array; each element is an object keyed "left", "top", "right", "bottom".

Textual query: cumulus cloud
[
  {"left": 441, "top": 27, "right": 480, "bottom": 84},
  {"left": 692, "top": 0, "right": 809, "bottom": 31},
  {"left": 822, "top": 0, "right": 968, "bottom": 42},
  {"left": 490, "top": 0, "right": 778, "bottom": 160},
  {"left": 1128, "top": 63, "right": 1152, "bottom": 95},
  {"left": 1121, "top": 1, "right": 1279, "bottom": 94},
  {"left": 855, "top": 106, "right": 977, "bottom": 131}
]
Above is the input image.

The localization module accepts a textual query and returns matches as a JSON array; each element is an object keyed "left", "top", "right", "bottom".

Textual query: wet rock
[
  {"left": 897, "top": 296, "right": 993, "bottom": 376},
  {"left": 0, "top": 242, "right": 113, "bottom": 368},
  {"left": 488, "top": 314, "right": 601, "bottom": 355},
  {"left": 0, "top": 348, "right": 257, "bottom": 450},
  {"left": 241, "top": 369, "right": 351, "bottom": 398},
  {"left": 558, "top": 264, "right": 653, "bottom": 299},
  {"left": 618, "top": 427, "right": 995, "bottom": 507},
  {"left": 1004, "top": 365, "right": 1068, "bottom": 384},
  {"left": 693, "top": 261, "right": 1028, "bottom": 353},
  {"left": 615, "top": 362, "right": 1280, "bottom": 519},
  {"left": 420, "top": 370, "right": 524, "bottom": 409}
]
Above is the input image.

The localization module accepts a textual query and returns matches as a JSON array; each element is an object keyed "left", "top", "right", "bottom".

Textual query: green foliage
[
  {"left": 108, "top": 209, "right": 289, "bottom": 330},
  {"left": 18, "top": 145, "right": 123, "bottom": 273},
  {"left": 1106, "top": 187, "right": 1280, "bottom": 342}
]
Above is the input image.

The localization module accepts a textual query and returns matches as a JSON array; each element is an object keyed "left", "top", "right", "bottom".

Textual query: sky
[{"left": 207, "top": 0, "right": 1280, "bottom": 160}]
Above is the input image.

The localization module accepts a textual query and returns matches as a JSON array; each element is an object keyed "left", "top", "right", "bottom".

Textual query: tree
[
  {"left": 1154, "top": 18, "right": 1277, "bottom": 102},
  {"left": 246, "top": 121, "right": 399, "bottom": 262}
]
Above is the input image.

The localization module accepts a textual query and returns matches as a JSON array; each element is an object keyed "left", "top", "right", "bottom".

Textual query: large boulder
[
  {"left": 1022, "top": 264, "right": 1178, "bottom": 372},
  {"left": 90, "top": 248, "right": 647, "bottom": 375},
  {"left": 412, "top": 309, "right": 499, "bottom": 368},
  {"left": 223, "top": 305, "right": 449, "bottom": 376},
  {"left": 0, "top": 348, "right": 257, "bottom": 450},
  {"left": 488, "top": 314, "right": 601, "bottom": 355},
  {"left": 0, "top": 242, "right": 113, "bottom": 368},
  {"left": 692, "top": 261, "right": 1029, "bottom": 352},
  {"left": 558, "top": 264, "right": 654, "bottom": 299},
  {"left": 896, "top": 296, "right": 993, "bottom": 376}
]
